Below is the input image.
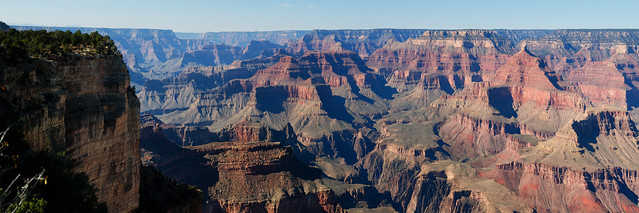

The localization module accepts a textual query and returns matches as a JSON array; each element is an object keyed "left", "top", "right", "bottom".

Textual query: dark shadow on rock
[
  {"left": 432, "top": 122, "right": 444, "bottom": 136},
  {"left": 129, "top": 70, "right": 146, "bottom": 86},
  {"left": 143, "top": 79, "right": 167, "bottom": 93},
  {"left": 320, "top": 95, "right": 355, "bottom": 123},
  {"left": 141, "top": 126, "right": 218, "bottom": 201},
  {"left": 336, "top": 135, "right": 360, "bottom": 165},
  {"left": 288, "top": 155, "right": 323, "bottom": 180},
  {"left": 618, "top": 181, "right": 639, "bottom": 204},
  {"left": 563, "top": 42, "right": 579, "bottom": 53},
  {"left": 471, "top": 74, "right": 483, "bottom": 82},
  {"left": 583, "top": 172, "right": 598, "bottom": 193},
  {"left": 183, "top": 72, "right": 222, "bottom": 90},
  {"left": 625, "top": 77, "right": 639, "bottom": 109},
  {"left": 254, "top": 87, "right": 286, "bottom": 113},
  {"left": 325, "top": 51, "right": 397, "bottom": 103},
  {"left": 424, "top": 146, "right": 451, "bottom": 161},
  {"left": 370, "top": 74, "right": 398, "bottom": 100},
  {"left": 335, "top": 184, "right": 396, "bottom": 210},
  {"left": 503, "top": 123, "right": 521, "bottom": 135},
  {"left": 487, "top": 87, "right": 517, "bottom": 118},
  {"left": 571, "top": 117, "right": 600, "bottom": 152},
  {"left": 99, "top": 89, "right": 127, "bottom": 129},
  {"left": 470, "top": 62, "right": 481, "bottom": 73},
  {"left": 462, "top": 41, "right": 475, "bottom": 49},
  {"left": 612, "top": 171, "right": 639, "bottom": 204},
  {"left": 402, "top": 170, "right": 451, "bottom": 213},
  {"left": 143, "top": 108, "right": 190, "bottom": 116},
  {"left": 139, "top": 165, "right": 204, "bottom": 213},
  {"left": 545, "top": 73, "right": 563, "bottom": 90},
  {"left": 452, "top": 75, "right": 465, "bottom": 90},
  {"left": 437, "top": 75, "right": 455, "bottom": 95}
]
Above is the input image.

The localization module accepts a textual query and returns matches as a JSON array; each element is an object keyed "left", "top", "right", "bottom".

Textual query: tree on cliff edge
[{"left": 0, "top": 28, "right": 119, "bottom": 64}]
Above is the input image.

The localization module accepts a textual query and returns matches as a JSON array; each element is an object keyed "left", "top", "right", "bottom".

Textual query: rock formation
[
  {"left": 140, "top": 118, "right": 396, "bottom": 212},
  {"left": 202, "top": 31, "right": 310, "bottom": 47},
  {"left": 0, "top": 54, "right": 140, "bottom": 212},
  {"left": 131, "top": 29, "right": 639, "bottom": 212}
]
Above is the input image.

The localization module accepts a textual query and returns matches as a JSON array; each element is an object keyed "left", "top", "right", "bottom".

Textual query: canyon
[
  {"left": 131, "top": 28, "right": 639, "bottom": 212},
  {"left": 6, "top": 24, "right": 639, "bottom": 212}
]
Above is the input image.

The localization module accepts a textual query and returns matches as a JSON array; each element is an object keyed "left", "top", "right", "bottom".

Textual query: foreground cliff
[
  {"left": 0, "top": 29, "right": 140, "bottom": 212},
  {"left": 0, "top": 54, "right": 141, "bottom": 212}
]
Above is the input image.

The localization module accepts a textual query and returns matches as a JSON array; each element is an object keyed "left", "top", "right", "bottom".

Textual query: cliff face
[
  {"left": 0, "top": 54, "right": 140, "bottom": 212},
  {"left": 489, "top": 162, "right": 639, "bottom": 212},
  {"left": 202, "top": 31, "right": 311, "bottom": 47},
  {"left": 140, "top": 120, "right": 352, "bottom": 213},
  {"left": 287, "top": 29, "right": 427, "bottom": 58}
]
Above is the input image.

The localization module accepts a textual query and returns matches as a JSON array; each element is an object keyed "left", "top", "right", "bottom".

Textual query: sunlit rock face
[{"left": 137, "top": 29, "right": 639, "bottom": 212}]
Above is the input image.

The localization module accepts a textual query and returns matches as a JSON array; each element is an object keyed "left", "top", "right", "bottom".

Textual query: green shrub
[{"left": 0, "top": 28, "right": 119, "bottom": 63}]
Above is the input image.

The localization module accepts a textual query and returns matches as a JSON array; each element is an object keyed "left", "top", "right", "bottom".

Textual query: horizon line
[{"left": 9, "top": 24, "right": 639, "bottom": 34}]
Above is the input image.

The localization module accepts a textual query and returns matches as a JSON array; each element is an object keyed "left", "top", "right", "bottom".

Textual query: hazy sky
[{"left": 2, "top": 0, "right": 638, "bottom": 32}]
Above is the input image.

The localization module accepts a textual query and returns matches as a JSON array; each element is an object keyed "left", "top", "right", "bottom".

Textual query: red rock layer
[
  {"left": 491, "top": 49, "right": 558, "bottom": 90},
  {"left": 508, "top": 86, "right": 584, "bottom": 109},
  {"left": 286, "top": 34, "right": 342, "bottom": 55},
  {"left": 366, "top": 30, "right": 514, "bottom": 90},
  {"left": 438, "top": 114, "right": 538, "bottom": 158},
  {"left": 567, "top": 61, "right": 628, "bottom": 108},
  {"left": 488, "top": 162, "right": 639, "bottom": 212},
  {"left": 250, "top": 50, "right": 375, "bottom": 89}
]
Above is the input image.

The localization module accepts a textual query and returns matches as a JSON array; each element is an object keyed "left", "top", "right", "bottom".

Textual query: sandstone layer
[{"left": 0, "top": 54, "right": 140, "bottom": 212}]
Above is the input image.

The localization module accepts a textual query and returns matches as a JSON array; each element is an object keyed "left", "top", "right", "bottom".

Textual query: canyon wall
[{"left": 0, "top": 54, "right": 140, "bottom": 212}]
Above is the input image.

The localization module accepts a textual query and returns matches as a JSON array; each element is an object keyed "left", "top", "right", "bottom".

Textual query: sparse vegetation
[
  {"left": 0, "top": 28, "right": 119, "bottom": 64},
  {"left": 0, "top": 125, "right": 107, "bottom": 213}
]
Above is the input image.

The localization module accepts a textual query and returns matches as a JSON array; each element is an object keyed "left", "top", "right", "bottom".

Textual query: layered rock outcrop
[
  {"left": 287, "top": 29, "right": 428, "bottom": 57},
  {"left": 140, "top": 119, "right": 399, "bottom": 212},
  {"left": 202, "top": 31, "right": 310, "bottom": 47},
  {"left": 0, "top": 54, "right": 140, "bottom": 212}
]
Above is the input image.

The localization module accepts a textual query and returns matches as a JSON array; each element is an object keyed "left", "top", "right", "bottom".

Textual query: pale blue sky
[{"left": 1, "top": 0, "right": 638, "bottom": 32}]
